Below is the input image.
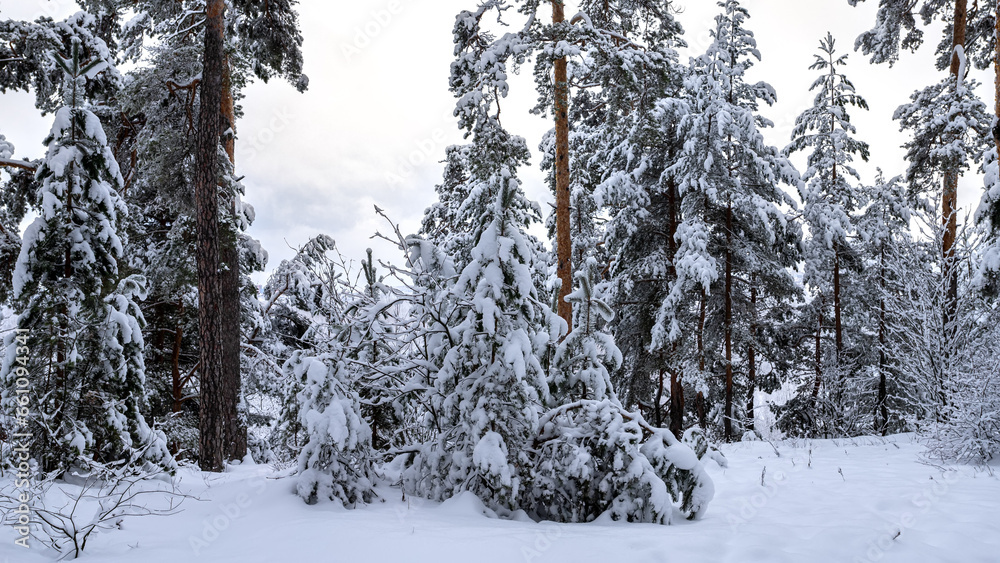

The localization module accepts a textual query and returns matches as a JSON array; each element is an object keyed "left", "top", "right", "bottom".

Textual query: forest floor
[{"left": 0, "top": 433, "right": 998, "bottom": 563}]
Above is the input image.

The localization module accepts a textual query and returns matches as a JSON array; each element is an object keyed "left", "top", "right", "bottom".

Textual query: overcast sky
[{"left": 0, "top": 0, "right": 992, "bottom": 284}]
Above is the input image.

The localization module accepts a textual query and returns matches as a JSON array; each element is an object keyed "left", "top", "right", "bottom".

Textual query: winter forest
[{"left": 0, "top": 0, "right": 998, "bottom": 561}]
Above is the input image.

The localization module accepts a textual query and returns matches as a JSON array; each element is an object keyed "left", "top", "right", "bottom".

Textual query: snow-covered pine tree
[
  {"left": 783, "top": 33, "right": 870, "bottom": 433},
  {"left": 893, "top": 63, "right": 991, "bottom": 420},
  {"left": 528, "top": 398, "right": 716, "bottom": 524},
  {"left": 0, "top": 38, "right": 172, "bottom": 475},
  {"left": 526, "top": 258, "right": 719, "bottom": 524},
  {"left": 403, "top": 0, "right": 564, "bottom": 512},
  {"left": 548, "top": 258, "right": 620, "bottom": 405},
  {"left": 420, "top": 144, "right": 475, "bottom": 273},
  {"left": 285, "top": 349, "right": 376, "bottom": 506},
  {"left": 850, "top": 0, "right": 992, "bottom": 392},
  {"left": 854, "top": 171, "right": 919, "bottom": 435},
  {"left": 338, "top": 248, "right": 407, "bottom": 451},
  {"left": 404, "top": 126, "right": 562, "bottom": 512},
  {"left": 265, "top": 234, "right": 347, "bottom": 460},
  {"left": 659, "top": 0, "right": 801, "bottom": 441},
  {"left": 0, "top": 134, "right": 31, "bottom": 305},
  {"left": 534, "top": 0, "right": 687, "bottom": 432}
]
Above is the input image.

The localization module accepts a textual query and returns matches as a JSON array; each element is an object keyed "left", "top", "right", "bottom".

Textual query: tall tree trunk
[
  {"left": 746, "top": 276, "right": 757, "bottom": 433},
  {"left": 832, "top": 242, "right": 844, "bottom": 408},
  {"left": 833, "top": 244, "right": 843, "bottom": 359},
  {"left": 220, "top": 55, "right": 246, "bottom": 461},
  {"left": 667, "top": 176, "right": 683, "bottom": 437},
  {"left": 697, "top": 289, "right": 708, "bottom": 429},
  {"left": 655, "top": 366, "right": 664, "bottom": 428},
  {"left": 812, "top": 297, "right": 823, "bottom": 399},
  {"left": 942, "top": 0, "right": 967, "bottom": 347},
  {"left": 938, "top": 0, "right": 967, "bottom": 417},
  {"left": 172, "top": 299, "right": 184, "bottom": 414},
  {"left": 994, "top": 0, "right": 1000, "bottom": 155},
  {"left": 552, "top": 0, "right": 572, "bottom": 331},
  {"left": 724, "top": 201, "right": 734, "bottom": 441},
  {"left": 196, "top": 0, "right": 226, "bottom": 473},
  {"left": 876, "top": 250, "right": 888, "bottom": 435},
  {"left": 830, "top": 69, "right": 844, "bottom": 368},
  {"left": 669, "top": 366, "right": 684, "bottom": 438}
]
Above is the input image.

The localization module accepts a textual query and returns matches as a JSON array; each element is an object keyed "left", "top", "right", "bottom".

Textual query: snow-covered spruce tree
[
  {"left": 0, "top": 134, "right": 32, "bottom": 306},
  {"left": 527, "top": 259, "right": 718, "bottom": 524},
  {"left": 658, "top": 0, "right": 801, "bottom": 441},
  {"left": 0, "top": 13, "right": 124, "bottom": 307},
  {"left": 0, "top": 39, "right": 172, "bottom": 475},
  {"left": 420, "top": 144, "right": 476, "bottom": 273},
  {"left": 265, "top": 235, "right": 348, "bottom": 461},
  {"left": 338, "top": 248, "right": 408, "bottom": 451},
  {"left": 853, "top": 171, "right": 921, "bottom": 435},
  {"left": 548, "top": 259, "right": 620, "bottom": 405},
  {"left": 403, "top": 125, "right": 562, "bottom": 512},
  {"left": 285, "top": 349, "right": 376, "bottom": 506},
  {"left": 528, "top": 398, "right": 716, "bottom": 524},
  {"left": 403, "top": 0, "right": 565, "bottom": 512},
  {"left": 781, "top": 33, "right": 870, "bottom": 435}
]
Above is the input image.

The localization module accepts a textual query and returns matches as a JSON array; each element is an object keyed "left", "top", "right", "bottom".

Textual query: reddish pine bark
[
  {"left": 552, "top": 0, "right": 573, "bottom": 331},
  {"left": 196, "top": 0, "right": 226, "bottom": 473}
]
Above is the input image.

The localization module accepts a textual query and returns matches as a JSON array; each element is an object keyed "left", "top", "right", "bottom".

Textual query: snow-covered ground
[{"left": 1, "top": 434, "right": 997, "bottom": 563}]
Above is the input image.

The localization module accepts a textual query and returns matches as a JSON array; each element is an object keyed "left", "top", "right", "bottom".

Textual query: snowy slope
[{"left": 1, "top": 434, "right": 997, "bottom": 563}]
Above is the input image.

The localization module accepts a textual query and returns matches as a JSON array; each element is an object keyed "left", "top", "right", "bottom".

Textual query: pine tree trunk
[
  {"left": 994, "top": 0, "right": 1000, "bottom": 156},
  {"left": 833, "top": 243, "right": 843, "bottom": 359},
  {"left": 877, "top": 252, "right": 888, "bottom": 435},
  {"left": 746, "top": 277, "right": 757, "bottom": 433},
  {"left": 812, "top": 299, "right": 823, "bottom": 399},
  {"left": 172, "top": 299, "right": 184, "bottom": 414},
  {"left": 655, "top": 366, "right": 664, "bottom": 428},
  {"left": 724, "top": 201, "right": 734, "bottom": 441},
  {"left": 697, "top": 289, "right": 708, "bottom": 429},
  {"left": 220, "top": 55, "right": 247, "bottom": 461},
  {"left": 669, "top": 366, "right": 684, "bottom": 438},
  {"left": 667, "top": 177, "right": 683, "bottom": 437},
  {"left": 939, "top": 0, "right": 966, "bottom": 416},
  {"left": 552, "top": 0, "right": 572, "bottom": 332},
  {"left": 196, "top": 0, "right": 227, "bottom": 473}
]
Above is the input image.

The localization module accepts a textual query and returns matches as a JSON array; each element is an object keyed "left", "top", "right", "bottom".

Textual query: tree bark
[
  {"left": 812, "top": 298, "right": 823, "bottom": 399},
  {"left": 877, "top": 251, "right": 888, "bottom": 435},
  {"left": 994, "top": 0, "right": 1000, "bottom": 155},
  {"left": 697, "top": 289, "right": 708, "bottom": 429},
  {"left": 833, "top": 243, "right": 843, "bottom": 361},
  {"left": 666, "top": 175, "right": 683, "bottom": 437},
  {"left": 724, "top": 201, "right": 734, "bottom": 442},
  {"left": 172, "top": 298, "right": 184, "bottom": 414},
  {"left": 746, "top": 276, "right": 757, "bottom": 433},
  {"left": 552, "top": 0, "right": 573, "bottom": 331},
  {"left": 654, "top": 366, "right": 664, "bottom": 428},
  {"left": 942, "top": 0, "right": 966, "bottom": 352},
  {"left": 220, "top": 54, "right": 247, "bottom": 461},
  {"left": 196, "top": 0, "right": 226, "bottom": 473}
]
